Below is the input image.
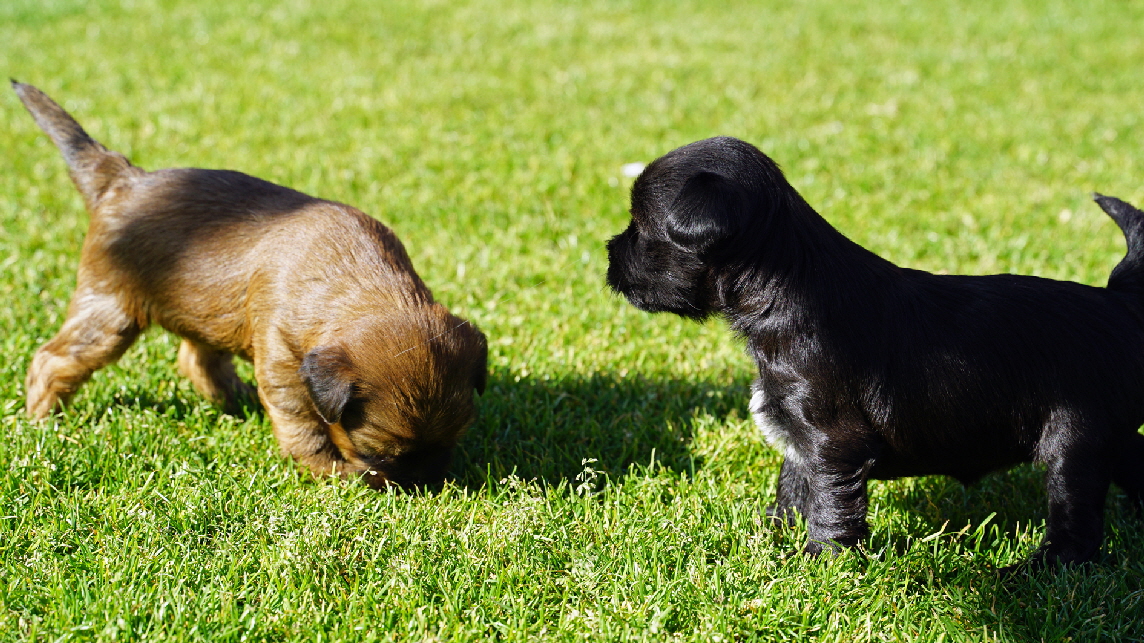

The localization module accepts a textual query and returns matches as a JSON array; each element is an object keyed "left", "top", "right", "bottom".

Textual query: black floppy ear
[
  {"left": 299, "top": 346, "right": 355, "bottom": 424},
  {"left": 665, "top": 171, "right": 745, "bottom": 252}
]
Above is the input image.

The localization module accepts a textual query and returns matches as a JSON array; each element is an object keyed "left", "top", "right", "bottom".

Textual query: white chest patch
[{"left": 750, "top": 382, "right": 801, "bottom": 464}]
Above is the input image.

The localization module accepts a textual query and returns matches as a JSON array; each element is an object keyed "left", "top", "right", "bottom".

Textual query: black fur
[{"left": 607, "top": 136, "right": 1144, "bottom": 569}]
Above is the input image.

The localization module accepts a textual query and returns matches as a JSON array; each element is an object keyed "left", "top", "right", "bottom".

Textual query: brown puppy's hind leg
[
  {"left": 177, "top": 339, "right": 256, "bottom": 415},
  {"left": 26, "top": 291, "right": 141, "bottom": 418}
]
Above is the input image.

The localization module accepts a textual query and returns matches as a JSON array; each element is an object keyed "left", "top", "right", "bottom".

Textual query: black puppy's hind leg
[
  {"left": 1112, "top": 431, "right": 1144, "bottom": 514},
  {"left": 1027, "top": 416, "right": 1113, "bottom": 569}
]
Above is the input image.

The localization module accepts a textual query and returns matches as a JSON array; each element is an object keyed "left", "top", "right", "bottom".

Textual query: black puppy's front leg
[
  {"left": 802, "top": 453, "right": 874, "bottom": 555},
  {"left": 766, "top": 432, "right": 876, "bottom": 555},
  {"left": 784, "top": 425, "right": 881, "bottom": 556},
  {"left": 767, "top": 455, "right": 813, "bottom": 526},
  {"left": 761, "top": 405, "right": 878, "bottom": 553}
]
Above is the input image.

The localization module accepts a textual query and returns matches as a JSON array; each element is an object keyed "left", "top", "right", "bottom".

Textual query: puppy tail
[
  {"left": 11, "top": 80, "right": 133, "bottom": 208},
  {"left": 1096, "top": 193, "right": 1144, "bottom": 296}
]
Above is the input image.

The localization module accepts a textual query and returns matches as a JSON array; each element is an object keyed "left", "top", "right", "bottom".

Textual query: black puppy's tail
[
  {"left": 1097, "top": 193, "right": 1144, "bottom": 297},
  {"left": 11, "top": 80, "right": 134, "bottom": 210}
]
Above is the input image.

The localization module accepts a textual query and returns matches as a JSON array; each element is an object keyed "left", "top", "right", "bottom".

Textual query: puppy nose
[
  {"left": 398, "top": 477, "right": 444, "bottom": 493},
  {"left": 361, "top": 449, "right": 452, "bottom": 491},
  {"left": 399, "top": 457, "right": 451, "bottom": 491}
]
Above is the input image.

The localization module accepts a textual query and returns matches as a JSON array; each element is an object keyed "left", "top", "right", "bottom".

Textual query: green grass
[{"left": 3, "top": 0, "right": 1144, "bottom": 640}]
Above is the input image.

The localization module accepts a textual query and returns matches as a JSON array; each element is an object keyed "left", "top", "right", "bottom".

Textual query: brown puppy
[{"left": 14, "top": 81, "right": 488, "bottom": 490}]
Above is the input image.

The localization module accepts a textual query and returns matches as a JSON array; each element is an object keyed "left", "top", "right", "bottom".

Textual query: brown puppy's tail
[
  {"left": 11, "top": 80, "right": 133, "bottom": 209},
  {"left": 1096, "top": 193, "right": 1144, "bottom": 298}
]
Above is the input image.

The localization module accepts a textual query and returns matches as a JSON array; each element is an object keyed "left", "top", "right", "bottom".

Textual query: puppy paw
[
  {"left": 803, "top": 539, "right": 843, "bottom": 558},
  {"left": 999, "top": 546, "right": 1098, "bottom": 578},
  {"left": 25, "top": 348, "right": 86, "bottom": 418},
  {"left": 221, "top": 380, "right": 259, "bottom": 416},
  {"left": 997, "top": 562, "right": 1029, "bottom": 579},
  {"left": 25, "top": 371, "right": 59, "bottom": 418},
  {"left": 25, "top": 378, "right": 77, "bottom": 419},
  {"left": 25, "top": 389, "right": 61, "bottom": 419},
  {"left": 998, "top": 555, "right": 1059, "bottom": 580}
]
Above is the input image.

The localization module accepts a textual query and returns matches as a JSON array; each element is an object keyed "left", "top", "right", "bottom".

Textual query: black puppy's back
[{"left": 862, "top": 269, "right": 1144, "bottom": 482}]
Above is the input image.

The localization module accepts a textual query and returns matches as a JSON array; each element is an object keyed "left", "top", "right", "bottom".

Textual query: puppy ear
[
  {"left": 665, "top": 171, "right": 745, "bottom": 252},
  {"left": 299, "top": 346, "right": 355, "bottom": 424}
]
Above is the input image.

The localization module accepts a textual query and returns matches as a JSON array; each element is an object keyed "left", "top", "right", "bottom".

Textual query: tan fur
[{"left": 16, "top": 82, "right": 487, "bottom": 489}]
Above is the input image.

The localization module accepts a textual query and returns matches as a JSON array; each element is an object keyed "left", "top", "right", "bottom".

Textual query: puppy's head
[
  {"left": 606, "top": 136, "right": 797, "bottom": 318},
  {"left": 299, "top": 305, "right": 488, "bottom": 490}
]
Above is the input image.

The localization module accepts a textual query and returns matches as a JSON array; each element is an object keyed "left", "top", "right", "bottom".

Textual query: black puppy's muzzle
[
  {"left": 606, "top": 230, "right": 641, "bottom": 298},
  {"left": 607, "top": 229, "right": 705, "bottom": 317}
]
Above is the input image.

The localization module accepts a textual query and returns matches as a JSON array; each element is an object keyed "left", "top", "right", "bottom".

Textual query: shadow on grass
[
  {"left": 865, "top": 467, "right": 1144, "bottom": 641},
  {"left": 872, "top": 466, "right": 1048, "bottom": 548},
  {"left": 873, "top": 461, "right": 1144, "bottom": 556},
  {"left": 452, "top": 370, "right": 750, "bottom": 488},
  {"left": 100, "top": 379, "right": 263, "bottom": 422},
  {"left": 104, "top": 388, "right": 220, "bottom": 420},
  {"left": 96, "top": 368, "right": 732, "bottom": 488}
]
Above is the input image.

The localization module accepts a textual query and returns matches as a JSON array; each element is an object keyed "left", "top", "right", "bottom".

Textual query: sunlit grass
[{"left": 3, "top": 0, "right": 1144, "bottom": 640}]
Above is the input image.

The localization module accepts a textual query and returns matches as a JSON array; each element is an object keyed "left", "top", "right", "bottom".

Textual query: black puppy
[{"left": 607, "top": 136, "right": 1144, "bottom": 569}]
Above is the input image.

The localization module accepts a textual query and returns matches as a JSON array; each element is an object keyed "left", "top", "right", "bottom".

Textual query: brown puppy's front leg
[
  {"left": 176, "top": 339, "right": 256, "bottom": 415},
  {"left": 26, "top": 290, "right": 141, "bottom": 418},
  {"left": 254, "top": 361, "right": 348, "bottom": 480}
]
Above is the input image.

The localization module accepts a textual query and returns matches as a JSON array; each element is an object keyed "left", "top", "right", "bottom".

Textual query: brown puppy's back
[{"left": 91, "top": 167, "right": 432, "bottom": 357}]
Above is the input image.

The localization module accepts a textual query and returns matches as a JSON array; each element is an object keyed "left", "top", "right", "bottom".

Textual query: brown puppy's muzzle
[{"left": 359, "top": 447, "right": 453, "bottom": 491}]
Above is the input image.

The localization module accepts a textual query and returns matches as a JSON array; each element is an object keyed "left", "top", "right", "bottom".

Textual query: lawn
[{"left": 3, "top": 0, "right": 1144, "bottom": 640}]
